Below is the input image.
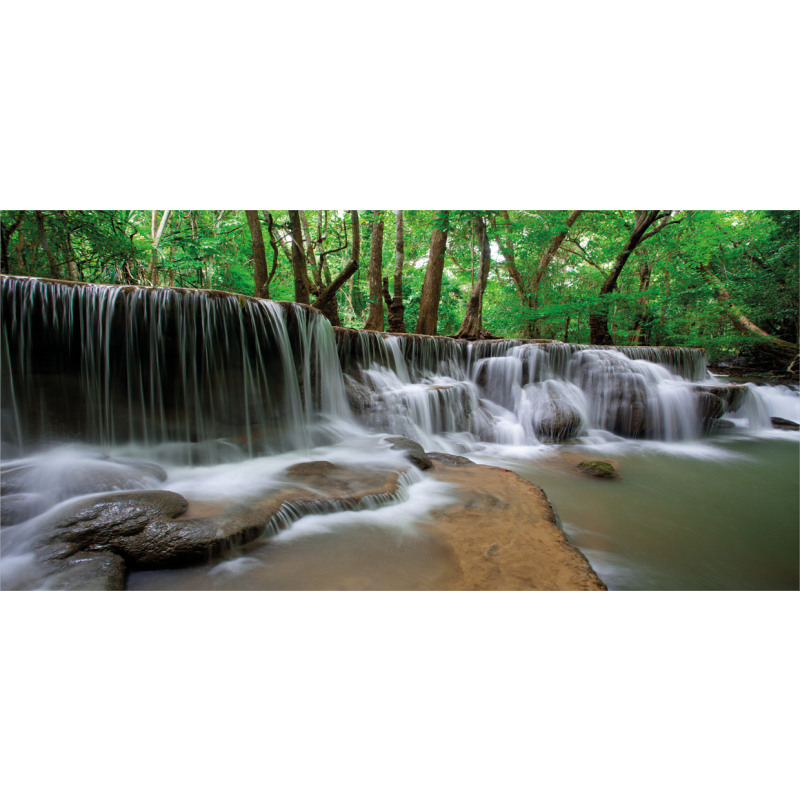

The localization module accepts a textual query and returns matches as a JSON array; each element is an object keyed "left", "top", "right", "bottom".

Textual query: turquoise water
[{"left": 487, "top": 436, "right": 799, "bottom": 590}]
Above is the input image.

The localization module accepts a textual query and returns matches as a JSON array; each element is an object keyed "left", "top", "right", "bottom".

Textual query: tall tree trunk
[
  {"left": 245, "top": 210, "right": 270, "bottom": 299},
  {"left": 35, "top": 211, "right": 60, "bottom": 278},
  {"left": 382, "top": 209, "right": 406, "bottom": 332},
  {"left": 495, "top": 211, "right": 525, "bottom": 298},
  {"left": 312, "top": 210, "right": 360, "bottom": 325},
  {"left": 56, "top": 211, "right": 80, "bottom": 281},
  {"left": 316, "top": 210, "right": 333, "bottom": 283},
  {"left": 364, "top": 211, "right": 385, "bottom": 331},
  {"left": 15, "top": 227, "right": 26, "bottom": 274},
  {"left": 629, "top": 259, "right": 652, "bottom": 345},
  {"left": 695, "top": 261, "right": 797, "bottom": 363},
  {"left": 148, "top": 210, "right": 171, "bottom": 286},
  {"left": 415, "top": 211, "right": 450, "bottom": 335},
  {"left": 456, "top": 216, "right": 492, "bottom": 339},
  {"left": 299, "top": 210, "right": 322, "bottom": 289},
  {"left": 288, "top": 210, "right": 312, "bottom": 304},
  {"left": 588, "top": 210, "right": 680, "bottom": 345},
  {"left": 1, "top": 211, "right": 25, "bottom": 274},
  {"left": 530, "top": 210, "right": 584, "bottom": 337}
]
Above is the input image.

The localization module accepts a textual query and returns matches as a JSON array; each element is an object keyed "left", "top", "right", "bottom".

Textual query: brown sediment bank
[{"left": 422, "top": 458, "right": 607, "bottom": 591}]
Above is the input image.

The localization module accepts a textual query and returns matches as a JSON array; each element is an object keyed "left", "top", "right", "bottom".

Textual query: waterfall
[
  {"left": 337, "top": 331, "right": 710, "bottom": 447},
  {"left": 1, "top": 276, "right": 748, "bottom": 467},
  {"left": 1, "top": 276, "right": 351, "bottom": 463}
]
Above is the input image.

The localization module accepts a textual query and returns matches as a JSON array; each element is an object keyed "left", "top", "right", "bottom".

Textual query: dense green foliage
[{"left": 1, "top": 209, "right": 797, "bottom": 362}]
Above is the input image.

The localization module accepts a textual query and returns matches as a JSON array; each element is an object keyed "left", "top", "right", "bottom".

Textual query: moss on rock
[{"left": 575, "top": 460, "right": 619, "bottom": 479}]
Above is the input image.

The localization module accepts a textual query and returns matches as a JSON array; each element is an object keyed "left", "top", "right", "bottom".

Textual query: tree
[
  {"left": 382, "top": 209, "right": 406, "bottom": 332},
  {"left": 588, "top": 210, "right": 684, "bottom": 345},
  {"left": 35, "top": 210, "right": 60, "bottom": 278},
  {"left": 288, "top": 210, "right": 312, "bottom": 304},
  {"left": 1, "top": 211, "right": 25, "bottom": 274},
  {"left": 495, "top": 210, "right": 584, "bottom": 337},
  {"left": 456, "top": 215, "right": 492, "bottom": 339},
  {"left": 245, "top": 210, "right": 270, "bottom": 298},
  {"left": 415, "top": 211, "right": 450, "bottom": 335},
  {"left": 692, "top": 260, "right": 796, "bottom": 364},
  {"left": 148, "top": 210, "right": 172, "bottom": 286},
  {"left": 312, "top": 211, "right": 361, "bottom": 326},
  {"left": 364, "top": 211, "right": 385, "bottom": 330}
]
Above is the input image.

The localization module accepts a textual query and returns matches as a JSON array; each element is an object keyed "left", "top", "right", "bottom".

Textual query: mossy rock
[{"left": 575, "top": 460, "right": 619, "bottom": 480}]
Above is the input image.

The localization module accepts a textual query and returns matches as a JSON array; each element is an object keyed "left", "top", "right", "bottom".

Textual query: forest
[{"left": 1, "top": 209, "right": 797, "bottom": 366}]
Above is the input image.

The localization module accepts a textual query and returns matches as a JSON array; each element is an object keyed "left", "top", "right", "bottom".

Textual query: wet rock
[
  {"left": 529, "top": 382, "right": 584, "bottom": 443},
  {"left": 771, "top": 416, "right": 799, "bottom": 430},
  {"left": 282, "top": 460, "right": 357, "bottom": 496},
  {"left": 384, "top": 436, "right": 433, "bottom": 470},
  {"left": 343, "top": 375, "right": 372, "bottom": 414},
  {"left": 20, "top": 462, "right": 411, "bottom": 579},
  {"left": 692, "top": 384, "right": 748, "bottom": 414},
  {"left": 535, "top": 406, "right": 582, "bottom": 442},
  {"left": 695, "top": 390, "right": 725, "bottom": 420},
  {"left": 569, "top": 351, "right": 649, "bottom": 437},
  {"left": 46, "top": 552, "right": 127, "bottom": 591},
  {"left": 427, "top": 452, "right": 474, "bottom": 466},
  {"left": 707, "top": 418, "right": 736, "bottom": 432},
  {"left": 575, "top": 460, "right": 619, "bottom": 479},
  {"left": 119, "top": 516, "right": 252, "bottom": 567},
  {"left": 36, "top": 490, "right": 189, "bottom": 561},
  {"left": 124, "top": 465, "right": 407, "bottom": 568}
]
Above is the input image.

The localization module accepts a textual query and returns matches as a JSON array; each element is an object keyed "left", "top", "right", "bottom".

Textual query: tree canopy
[{"left": 1, "top": 209, "right": 797, "bottom": 364}]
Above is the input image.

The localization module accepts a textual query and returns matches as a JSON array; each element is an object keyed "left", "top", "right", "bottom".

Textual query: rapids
[{"left": 1, "top": 276, "right": 797, "bottom": 590}]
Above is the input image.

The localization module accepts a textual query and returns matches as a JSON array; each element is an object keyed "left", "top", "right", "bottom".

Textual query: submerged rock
[
  {"left": 707, "top": 418, "right": 736, "bottom": 432},
  {"left": 0, "top": 492, "right": 47, "bottom": 526},
  {"left": 427, "top": 452, "right": 474, "bottom": 466},
  {"left": 0, "top": 453, "right": 167, "bottom": 506},
  {"left": 46, "top": 552, "right": 127, "bottom": 591},
  {"left": 575, "top": 460, "right": 620, "bottom": 479}
]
